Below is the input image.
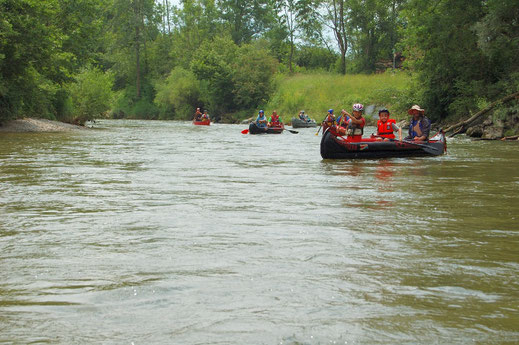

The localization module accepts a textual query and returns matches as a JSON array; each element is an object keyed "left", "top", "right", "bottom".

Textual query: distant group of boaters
[
  {"left": 195, "top": 103, "right": 432, "bottom": 142},
  {"left": 193, "top": 108, "right": 210, "bottom": 122},
  {"left": 253, "top": 103, "right": 430, "bottom": 141}
]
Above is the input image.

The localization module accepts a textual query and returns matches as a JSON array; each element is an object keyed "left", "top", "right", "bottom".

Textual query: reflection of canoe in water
[
  {"left": 193, "top": 119, "right": 210, "bottom": 126},
  {"left": 249, "top": 122, "right": 284, "bottom": 134},
  {"left": 291, "top": 117, "right": 317, "bottom": 128},
  {"left": 320, "top": 127, "right": 446, "bottom": 159}
]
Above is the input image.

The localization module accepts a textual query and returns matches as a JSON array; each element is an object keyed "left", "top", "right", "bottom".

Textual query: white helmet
[{"left": 353, "top": 103, "right": 364, "bottom": 112}]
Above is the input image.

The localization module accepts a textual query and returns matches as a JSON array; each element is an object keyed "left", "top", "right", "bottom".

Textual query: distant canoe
[
  {"left": 193, "top": 119, "right": 210, "bottom": 126},
  {"left": 291, "top": 117, "right": 317, "bottom": 128},
  {"left": 249, "top": 122, "right": 284, "bottom": 134},
  {"left": 320, "top": 127, "right": 446, "bottom": 159}
]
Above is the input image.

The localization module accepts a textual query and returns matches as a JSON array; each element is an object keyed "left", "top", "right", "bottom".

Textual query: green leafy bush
[{"left": 67, "top": 67, "right": 114, "bottom": 124}]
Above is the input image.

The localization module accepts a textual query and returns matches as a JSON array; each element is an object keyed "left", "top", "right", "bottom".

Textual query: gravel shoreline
[{"left": 0, "top": 118, "right": 87, "bottom": 133}]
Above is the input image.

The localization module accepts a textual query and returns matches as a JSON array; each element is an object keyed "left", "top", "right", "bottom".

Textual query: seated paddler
[
  {"left": 375, "top": 108, "right": 402, "bottom": 141},
  {"left": 268, "top": 111, "right": 283, "bottom": 127},
  {"left": 339, "top": 103, "right": 366, "bottom": 142},
  {"left": 194, "top": 107, "right": 203, "bottom": 121},
  {"left": 322, "top": 109, "right": 336, "bottom": 131},
  {"left": 405, "top": 104, "right": 431, "bottom": 141},
  {"left": 255, "top": 110, "right": 267, "bottom": 128}
]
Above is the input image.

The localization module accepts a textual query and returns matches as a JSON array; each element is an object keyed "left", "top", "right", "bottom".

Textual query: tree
[
  {"left": 111, "top": 0, "right": 159, "bottom": 99},
  {"left": 322, "top": 0, "right": 350, "bottom": 74},
  {"left": 402, "top": 0, "right": 490, "bottom": 120},
  {"left": 274, "top": 0, "right": 320, "bottom": 73},
  {"left": 67, "top": 66, "right": 114, "bottom": 124},
  {"left": 218, "top": 0, "right": 275, "bottom": 44}
]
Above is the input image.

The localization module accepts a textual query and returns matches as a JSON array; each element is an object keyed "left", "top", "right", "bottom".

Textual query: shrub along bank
[{"left": 230, "top": 71, "right": 412, "bottom": 125}]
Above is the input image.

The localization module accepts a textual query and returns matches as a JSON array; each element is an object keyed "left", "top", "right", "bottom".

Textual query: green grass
[{"left": 258, "top": 71, "right": 412, "bottom": 124}]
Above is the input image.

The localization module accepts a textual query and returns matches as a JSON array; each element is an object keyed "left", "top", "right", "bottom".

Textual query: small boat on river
[
  {"left": 291, "top": 117, "right": 317, "bottom": 128},
  {"left": 193, "top": 119, "right": 210, "bottom": 126},
  {"left": 320, "top": 127, "right": 446, "bottom": 159},
  {"left": 248, "top": 122, "right": 284, "bottom": 134}
]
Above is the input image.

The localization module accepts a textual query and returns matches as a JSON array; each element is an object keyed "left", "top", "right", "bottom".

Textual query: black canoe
[
  {"left": 291, "top": 117, "right": 317, "bottom": 128},
  {"left": 249, "top": 122, "right": 284, "bottom": 134},
  {"left": 320, "top": 127, "right": 446, "bottom": 159}
]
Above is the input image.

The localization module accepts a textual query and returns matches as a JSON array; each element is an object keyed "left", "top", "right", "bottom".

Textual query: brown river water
[{"left": 0, "top": 120, "right": 518, "bottom": 344}]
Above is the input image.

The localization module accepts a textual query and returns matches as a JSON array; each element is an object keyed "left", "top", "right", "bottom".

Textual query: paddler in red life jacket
[
  {"left": 322, "top": 109, "right": 336, "bottom": 132},
  {"left": 340, "top": 103, "right": 366, "bottom": 142},
  {"left": 268, "top": 111, "right": 283, "bottom": 128},
  {"left": 375, "top": 108, "right": 402, "bottom": 141}
]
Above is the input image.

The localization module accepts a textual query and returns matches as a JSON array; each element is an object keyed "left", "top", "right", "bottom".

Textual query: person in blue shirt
[
  {"left": 256, "top": 110, "right": 267, "bottom": 128},
  {"left": 405, "top": 105, "right": 431, "bottom": 141}
]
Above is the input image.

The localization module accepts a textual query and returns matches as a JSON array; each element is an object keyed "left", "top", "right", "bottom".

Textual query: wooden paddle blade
[{"left": 241, "top": 129, "right": 249, "bottom": 134}]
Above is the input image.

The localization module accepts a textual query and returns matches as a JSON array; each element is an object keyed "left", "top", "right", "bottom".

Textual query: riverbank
[{"left": 0, "top": 118, "right": 88, "bottom": 133}]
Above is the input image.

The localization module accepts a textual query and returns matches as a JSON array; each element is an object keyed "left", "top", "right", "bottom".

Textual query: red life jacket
[
  {"left": 377, "top": 119, "right": 396, "bottom": 139},
  {"left": 270, "top": 114, "right": 280, "bottom": 126}
]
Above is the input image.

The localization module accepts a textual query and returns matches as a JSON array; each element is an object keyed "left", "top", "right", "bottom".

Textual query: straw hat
[{"left": 408, "top": 105, "right": 425, "bottom": 114}]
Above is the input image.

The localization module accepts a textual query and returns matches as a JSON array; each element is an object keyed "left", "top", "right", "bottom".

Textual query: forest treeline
[{"left": 0, "top": 0, "right": 517, "bottom": 125}]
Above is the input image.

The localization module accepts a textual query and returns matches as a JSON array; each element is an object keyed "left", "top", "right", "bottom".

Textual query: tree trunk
[
  {"left": 444, "top": 91, "right": 519, "bottom": 135},
  {"left": 134, "top": 2, "right": 141, "bottom": 99}
]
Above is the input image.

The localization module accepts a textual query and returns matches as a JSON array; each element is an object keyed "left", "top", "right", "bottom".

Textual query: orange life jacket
[{"left": 377, "top": 119, "right": 396, "bottom": 139}]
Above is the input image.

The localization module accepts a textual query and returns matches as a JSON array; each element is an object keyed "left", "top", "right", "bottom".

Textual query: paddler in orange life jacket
[
  {"left": 339, "top": 103, "right": 366, "bottom": 142},
  {"left": 268, "top": 111, "right": 283, "bottom": 128},
  {"left": 375, "top": 108, "right": 402, "bottom": 141},
  {"left": 322, "top": 109, "right": 336, "bottom": 132}
]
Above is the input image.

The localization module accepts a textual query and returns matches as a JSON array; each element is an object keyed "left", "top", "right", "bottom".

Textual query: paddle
[
  {"left": 401, "top": 140, "right": 443, "bottom": 155},
  {"left": 315, "top": 125, "right": 322, "bottom": 136},
  {"left": 371, "top": 134, "right": 441, "bottom": 155},
  {"left": 284, "top": 128, "right": 298, "bottom": 134}
]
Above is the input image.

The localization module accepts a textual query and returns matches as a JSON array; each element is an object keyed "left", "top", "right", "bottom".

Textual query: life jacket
[
  {"left": 270, "top": 114, "right": 280, "bottom": 126},
  {"left": 409, "top": 117, "right": 431, "bottom": 139},
  {"left": 324, "top": 114, "right": 335, "bottom": 126},
  {"left": 346, "top": 117, "right": 365, "bottom": 141},
  {"left": 202, "top": 113, "right": 209, "bottom": 120},
  {"left": 377, "top": 119, "right": 396, "bottom": 139},
  {"left": 337, "top": 115, "right": 350, "bottom": 128}
]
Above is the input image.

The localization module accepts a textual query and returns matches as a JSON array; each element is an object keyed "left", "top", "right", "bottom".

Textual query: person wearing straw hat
[{"left": 405, "top": 104, "right": 431, "bottom": 141}]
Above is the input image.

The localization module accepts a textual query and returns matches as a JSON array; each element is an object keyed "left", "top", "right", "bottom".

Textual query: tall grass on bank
[{"left": 262, "top": 71, "right": 412, "bottom": 124}]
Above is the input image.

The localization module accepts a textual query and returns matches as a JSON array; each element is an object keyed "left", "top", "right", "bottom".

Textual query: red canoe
[{"left": 193, "top": 119, "right": 210, "bottom": 126}]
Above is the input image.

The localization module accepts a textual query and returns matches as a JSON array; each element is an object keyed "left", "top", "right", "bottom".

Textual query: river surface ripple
[{"left": 1, "top": 120, "right": 518, "bottom": 344}]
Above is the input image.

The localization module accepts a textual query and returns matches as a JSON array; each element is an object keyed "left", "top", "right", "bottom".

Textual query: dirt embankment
[{"left": 0, "top": 118, "right": 88, "bottom": 133}]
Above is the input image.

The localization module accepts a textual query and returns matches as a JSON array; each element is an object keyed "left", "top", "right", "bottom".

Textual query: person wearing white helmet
[
  {"left": 405, "top": 104, "right": 430, "bottom": 141},
  {"left": 193, "top": 107, "right": 203, "bottom": 121},
  {"left": 339, "top": 103, "right": 366, "bottom": 141}
]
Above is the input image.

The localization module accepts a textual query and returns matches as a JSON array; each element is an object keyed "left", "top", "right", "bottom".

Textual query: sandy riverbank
[{"left": 0, "top": 118, "right": 88, "bottom": 133}]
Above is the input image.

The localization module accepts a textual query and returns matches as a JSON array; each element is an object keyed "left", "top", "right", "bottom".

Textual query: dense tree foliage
[
  {"left": 0, "top": 0, "right": 516, "bottom": 124},
  {"left": 402, "top": 0, "right": 518, "bottom": 121}
]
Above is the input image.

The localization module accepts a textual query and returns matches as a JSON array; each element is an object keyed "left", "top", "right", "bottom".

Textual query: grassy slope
[{"left": 261, "top": 71, "right": 412, "bottom": 125}]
